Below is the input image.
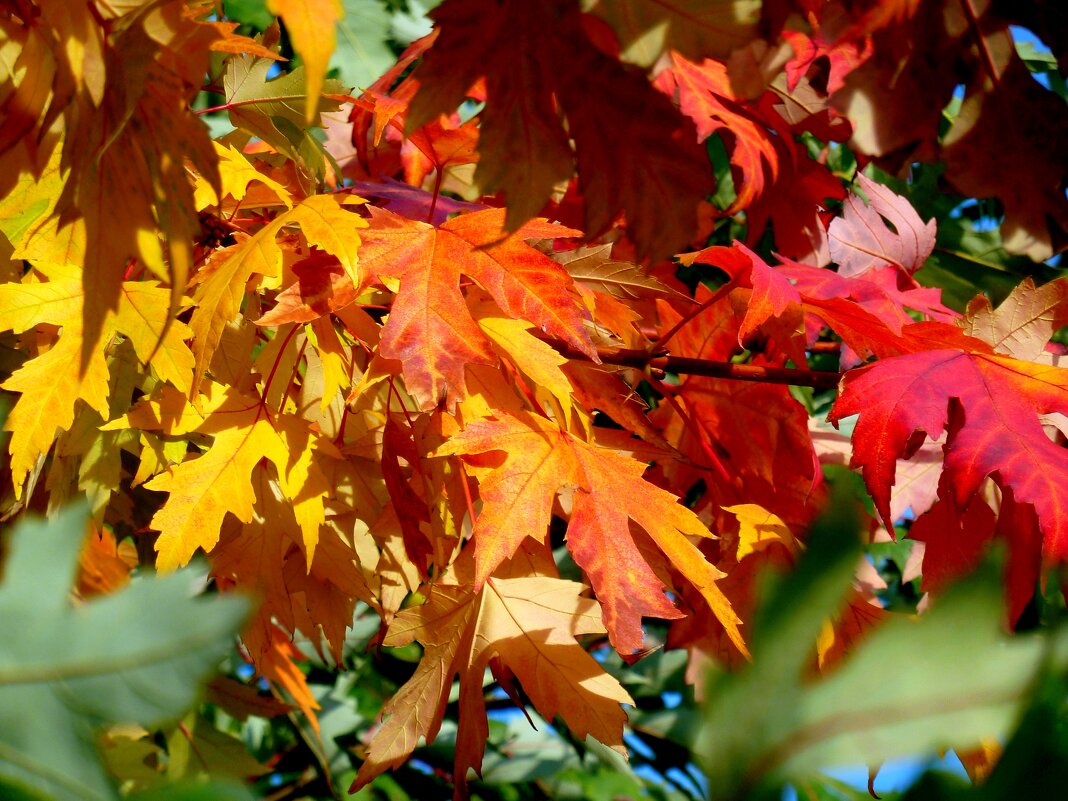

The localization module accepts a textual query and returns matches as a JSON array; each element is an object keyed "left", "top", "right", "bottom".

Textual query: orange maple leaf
[
  {"left": 435, "top": 410, "right": 746, "bottom": 656},
  {"left": 357, "top": 207, "right": 596, "bottom": 409}
]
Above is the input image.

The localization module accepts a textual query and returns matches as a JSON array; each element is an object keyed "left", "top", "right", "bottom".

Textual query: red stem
[
  {"left": 427, "top": 168, "right": 445, "bottom": 224},
  {"left": 259, "top": 325, "right": 301, "bottom": 421}
]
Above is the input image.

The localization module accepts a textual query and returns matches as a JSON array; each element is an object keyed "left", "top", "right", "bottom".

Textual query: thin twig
[{"left": 551, "top": 341, "right": 843, "bottom": 389}]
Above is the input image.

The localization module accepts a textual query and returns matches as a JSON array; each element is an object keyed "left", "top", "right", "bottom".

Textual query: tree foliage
[{"left": 0, "top": 1, "right": 1066, "bottom": 800}]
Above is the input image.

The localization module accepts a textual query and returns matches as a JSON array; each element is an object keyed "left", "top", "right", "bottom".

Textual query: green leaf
[
  {"left": 699, "top": 495, "right": 1068, "bottom": 801},
  {"left": 0, "top": 503, "right": 251, "bottom": 801},
  {"left": 330, "top": 0, "right": 396, "bottom": 94},
  {"left": 223, "top": 0, "right": 275, "bottom": 31},
  {"left": 901, "top": 673, "right": 1068, "bottom": 800},
  {"left": 223, "top": 57, "right": 345, "bottom": 176}
]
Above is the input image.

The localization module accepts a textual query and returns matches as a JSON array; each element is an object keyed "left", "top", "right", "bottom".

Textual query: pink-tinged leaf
[{"left": 829, "top": 174, "right": 936, "bottom": 277}]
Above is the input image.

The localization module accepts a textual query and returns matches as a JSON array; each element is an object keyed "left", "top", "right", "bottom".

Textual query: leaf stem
[
  {"left": 654, "top": 279, "right": 736, "bottom": 353},
  {"left": 427, "top": 168, "right": 445, "bottom": 224}
]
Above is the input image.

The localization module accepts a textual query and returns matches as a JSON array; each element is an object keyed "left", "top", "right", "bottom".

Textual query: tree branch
[{"left": 549, "top": 341, "right": 844, "bottom": 389}]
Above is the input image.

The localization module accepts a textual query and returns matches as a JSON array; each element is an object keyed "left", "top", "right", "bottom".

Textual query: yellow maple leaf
[
  {"left": 189, "top": 194, "right": 366, "bottom": 394},
  {"left": 0, "top": 277, "right": 194, "bottom": 496},
  {"left": 724, "top": 503, "right": 796, "bottom": 560},
  {"left": 475, "top": 309, "right": 574, "bottom": 421},
  {"left": 103, "top": 383, "right": 338, "bottom": 569},
  {"left": 194, "top": 142, "right": 294, "bottom": 211}
]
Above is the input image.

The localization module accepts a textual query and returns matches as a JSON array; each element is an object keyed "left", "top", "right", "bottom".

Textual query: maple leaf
[
  {"left": 194, "top": 142, "right": 294, "bottom": 212},
  {"left": 745, "top": 145, "right": 846, "bottom": 264},
  {"left": 829, "top": 174, "right": 937, "bottom": 277},
  {"left": 1, "top": 3, "right": 225, "bottom": 362},
  {"left": 724, "top": 504, "right": 796, "bottom": 561},
  {"left": 211, "top": 467, "right": 372, "bottom": 667},
  {"left": 0, "top": 276, "right": 195, "bottom": 496},
  {"left": 684, "top": 241, "right": 955, "bottom": 365},
  {"left": 783, "top": 27, "right": 873, "bottom": 97},
  {"left": 103, "top": 383, "right": 336, "bottom": 570},
  {"left": 434, "top": 410, "right": 745, "bottom": 656},
  {"left": 942, "top": 57, "right": 1068, "bottom": 261},
  {"left": 585, "top": 0, "right": 760, "bottom": 66},
  {"left": 189, "top": 194, "right": 366, "bottom": 394},
  {"left": 222, "top": 55, "right": 346, "bottom": 174},
  {"left": 356, "top": 206, "right": 595, "bottom": 409},
  {"left": 661, "top": 52, "right": 782, "bottom": 214},
  {"left": 683, "top": 242, "right": 807, "bottom": 365},
  {"left": 962, "top": 277, "right": 1068, "bottom": 362},
  {"left": 830, "top": 321, "right": 1068, "bottom": 559},
  {"left": 553, "top": 244, "right": 688, "bottom": 302},
  {"left": 351, "top": 568, "right": 633, "bottom": 798},
  {"left": 406, "top": 0, "right": 711, "bottom": 260}
]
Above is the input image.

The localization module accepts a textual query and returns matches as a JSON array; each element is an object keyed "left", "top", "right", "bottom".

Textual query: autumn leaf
[
  {"left": 828, "top": 174, "right": 937, "bottom": 277},
  {"left": 189, "top": 194, "right": 366, "bottom": 394},
  {"left": 222, "top": 55, "right": 346, "bottom": 173},
  {"left": 725, "top": 504, "right": 796, "bottom": 561},
  {"left": 830, "top": 321, "right": 1068, "bottom": 558},
  {"left": 356, "top": 206, "right": 595, "bottom": 409},
  {"left": 194, "top": 142, "right": 294, "bottom": 211},
  {"left": 783, "top": 27, "right": 872, "bottom": 97},
  {"left": 0, "top": 276, "right": 195, "bottom": 497},
  {"left": 0, "top": 2, "right": 223, "bottom": 363},
  {"left": 435, "top": 410, "right": 745, "bottom": 656},
  {"left": 962, "top": 276, "right": 1068, "bottom": 361},
  {"left": 406, "top": 0, "right": 711, "bottom": 260},
  {"left": 586, "top": 0, "right": 760, "bottom": 66},
  {"left": 267, "top": 0, "right": 342, "bottom": 123},
  {"left": 103, "top": 383, "right": 336, "bottom": 570},
  {"left": 351, "top": 566, "right": 633, "bottom": 798},
  {"left": 553, "top": 244, "right": 688, "bottom": 302},
  {"left": 680, "top": 243, "right": 806, "bottom": 365},
  {"left": 661, "top": 53, "right": 782, "bottom": 213}
]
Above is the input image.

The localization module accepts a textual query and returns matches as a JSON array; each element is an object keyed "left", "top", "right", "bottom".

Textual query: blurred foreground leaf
[
  {"left": 700, "top": 495, "right": 1068, "bottom": 800},
  {"left": 0, "top": 504, "right": 251, "bottom": 801}
]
